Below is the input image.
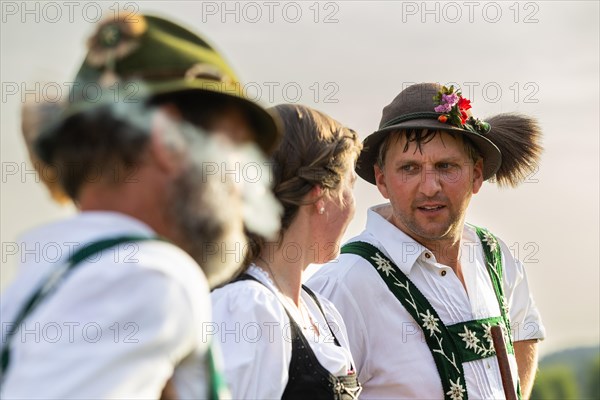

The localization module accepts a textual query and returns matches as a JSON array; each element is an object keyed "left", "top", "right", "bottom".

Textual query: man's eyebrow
[
  {"left": 434, "top": 156, "right": 465, "bottom": 163},
  {"left": 393, "top": 156, "right": 464, "bottom": 165},
  {"left": 393, "top": 159, "right": 418, "bottom": 166}
]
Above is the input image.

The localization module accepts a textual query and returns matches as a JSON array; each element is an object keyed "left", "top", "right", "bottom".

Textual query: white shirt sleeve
[
  {"left": 211, "top": 281, "right": 291, "bottom": 400},
  {"left": 499, "top": 239, "right": 546, "bottom": 342},
  {"left": 1, "top": 267, "right": 198, "bottom": 400},
  {"left": 313, "top": 294, "right": 354, "bottom": 358},
  {"left": 306, "top": 259, "right": 373, "bottom": 384},
  {"left": 302, "top": 291, "right": 356, "bottom": 376}
]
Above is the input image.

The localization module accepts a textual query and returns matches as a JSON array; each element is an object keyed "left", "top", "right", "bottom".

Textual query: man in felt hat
[
  {"left": 308, "top": 83, "right": 545, "bottom": 399},
  {"left": 1, "top": 14, "right": 280, "bottom": 398}
]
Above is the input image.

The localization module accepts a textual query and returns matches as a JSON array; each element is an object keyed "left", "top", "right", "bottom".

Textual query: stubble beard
[
  {"left": 391, "top": 191, "right": 471, "bottom": 250},
  {"left": 397, "top": 206, "right": 464, "bottom": 246}
]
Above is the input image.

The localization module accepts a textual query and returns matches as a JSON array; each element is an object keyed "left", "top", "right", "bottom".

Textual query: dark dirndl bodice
[{"left": 232, "top": 274, "right": 361, "bottom": 400}]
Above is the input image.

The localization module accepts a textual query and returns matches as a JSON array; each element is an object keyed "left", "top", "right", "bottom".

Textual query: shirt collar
[
  {"left": 20, "top": 210, "right": 156, "bottom": 249},
  {"left": 365, "top": 205, "right": 485, "bottom": 275},
  {"left": 365, "top": 203, "right": 430, "bottom": 275}
]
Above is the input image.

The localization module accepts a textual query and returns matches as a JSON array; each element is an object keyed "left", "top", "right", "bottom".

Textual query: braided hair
[{"left": 242, "top": 104, "right": 361, "bottom": 272}]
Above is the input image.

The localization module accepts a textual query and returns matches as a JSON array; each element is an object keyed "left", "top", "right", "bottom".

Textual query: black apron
[{"left": 233, "top": 274, "right": 362, "bottom": 400}]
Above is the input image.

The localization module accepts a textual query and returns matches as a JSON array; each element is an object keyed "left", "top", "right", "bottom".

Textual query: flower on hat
[
  {"left": 442, "top": 93, "right": 459, "bottom": 106},
  {"left": 433, "top": 85, "right": 490, "bottom": 135},
  {"left": 457, "top": 97, "right": 471, "bottom": 111},
  {"left": 434, "top": 103, "right": 452, "bottom": 113}
]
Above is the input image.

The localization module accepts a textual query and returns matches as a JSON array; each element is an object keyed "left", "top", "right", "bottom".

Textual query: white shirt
[
  {"left": 307, "top": 203, "right": 546, "bottom": 399},
  {"left": 211, "top": 265, "right": 356, "bottom": 399},
  {"left": 1, "top": 211, "right": 213, "bottom": 399}
]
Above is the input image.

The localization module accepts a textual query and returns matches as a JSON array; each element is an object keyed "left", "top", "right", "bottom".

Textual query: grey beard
[{"left": 167, "top": 160, "right": 247, "bottom": 289}]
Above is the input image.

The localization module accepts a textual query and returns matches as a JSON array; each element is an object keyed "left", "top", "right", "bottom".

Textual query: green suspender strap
[
  {"left": 470, "top": 225, "right": 522, "bottom": 399},
  {"left": 207, "top": 345, "right": 229, "bottom": 400},
  {"left": 0, "top": 235, "right": 154, "bottom": 378},
  {"left": 341, "top": 226, "right": 520, "bottom": 400},
  {"left": 0, "top": 235, "right": 228, "bottom": 400}
]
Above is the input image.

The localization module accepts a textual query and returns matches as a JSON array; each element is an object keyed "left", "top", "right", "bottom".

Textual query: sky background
[{"left": 1, "top": 1, "right": 598, "bottom": 357}]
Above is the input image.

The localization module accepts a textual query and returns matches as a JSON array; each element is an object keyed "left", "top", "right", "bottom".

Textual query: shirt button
[
  {"left": 424, "top": 253, "right": 431, "bottom": 259},
  {"left": 441, "top": 270, "right": 447, "bottom": 277}
]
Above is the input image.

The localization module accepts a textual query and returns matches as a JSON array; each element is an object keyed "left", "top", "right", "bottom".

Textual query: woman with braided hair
[{"left": 211, "top": 104, "right": 363, "bottom": 399}]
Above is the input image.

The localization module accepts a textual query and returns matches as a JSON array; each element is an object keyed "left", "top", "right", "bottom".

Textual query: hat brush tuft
[{"left": 484, "top": 113, "right": 543, "bottom": 187}]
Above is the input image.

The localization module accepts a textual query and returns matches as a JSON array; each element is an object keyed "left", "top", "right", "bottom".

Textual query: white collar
[
  {"left": 365, "top": 203, "right": 429, "bottom": 275},
  {"left": 19, "top": 210, "right": 156, "bottom": 248},
  {"left": 365, "top": 203, "right": 481, "bottom": 275}
]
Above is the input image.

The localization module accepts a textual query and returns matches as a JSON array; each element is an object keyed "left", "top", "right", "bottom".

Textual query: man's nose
[{"left": 419, "top": 167, "right": 441, "bottom": 197}]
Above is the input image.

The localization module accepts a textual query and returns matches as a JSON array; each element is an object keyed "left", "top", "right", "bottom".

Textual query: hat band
[
  {"left": 380, "top": 111, "right": 492, "bottom": 137},
  {"left": 379, "top": 112, "right": 441, "bottom": 130}
]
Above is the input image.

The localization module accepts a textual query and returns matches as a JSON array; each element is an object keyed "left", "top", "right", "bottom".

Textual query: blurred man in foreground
[{"left": 1, "top": 13, "right": 280, "bottom": 399}]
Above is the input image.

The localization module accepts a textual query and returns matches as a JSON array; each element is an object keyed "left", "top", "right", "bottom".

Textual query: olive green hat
[
  {"left": 357, "top": 83, "right": 542, "bottom": 187},
  {"left": 37, "top": 14, "right": 280, "bottom": 157}
]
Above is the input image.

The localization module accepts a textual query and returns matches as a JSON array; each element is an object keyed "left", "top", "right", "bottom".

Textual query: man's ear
[
  {"left": 472, "top": 158, "right": 484, "bottom": 194},
  {"left": 374, "top": 164, "right": 390, "bottom": 199},
  {"left": 148, "top": 107, "right": 185, "bottom": 176}
]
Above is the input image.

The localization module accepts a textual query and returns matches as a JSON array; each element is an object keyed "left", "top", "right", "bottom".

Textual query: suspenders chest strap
[
  {"left": 1, "top": 235, "right": 227, "bottom": 400},
  {"left": 341, "top": 226, "right": 519, "bottom": 400},
  {"left": 1, "top": 235, "right": 155, "bottom": 376}
]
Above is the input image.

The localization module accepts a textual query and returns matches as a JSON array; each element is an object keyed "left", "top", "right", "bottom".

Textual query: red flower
[
  {"left": 457, "top": 97, "right": 472, "bottom": 111},
  {"left": 460, "top": 110, "right": 468, "bottom": 124},
  {"left": 438, "top": 115, "right": 448, "bottom": 123}
]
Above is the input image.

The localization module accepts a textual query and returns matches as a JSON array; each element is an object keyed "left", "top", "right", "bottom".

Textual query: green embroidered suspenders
[
  {"left": 207, "top": 343, "right": 229, "bottom": 400},
  {"left": 341, "top": 226, "right": 520, "bottom": 400},
  {"left": 1, "top": 235, "right": 154, "bottom": 377},
  {"left": 1, "top": 236, "right": 227, "bottom": 400}
]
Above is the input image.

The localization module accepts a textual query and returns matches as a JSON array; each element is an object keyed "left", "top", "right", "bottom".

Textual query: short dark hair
[
  {"left": 36, "top": 104, "right": 151, "bottom": 200},
  {"left": 36, "top": 92, "right": 247, "bottom": 200},
  {"left": 376, "top": 129, "right": 481, "bottom": 171}
]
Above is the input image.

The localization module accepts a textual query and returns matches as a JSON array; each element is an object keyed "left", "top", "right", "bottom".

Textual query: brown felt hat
[{"left": 357, "top": 83, "right": 502, "bottom": 185}]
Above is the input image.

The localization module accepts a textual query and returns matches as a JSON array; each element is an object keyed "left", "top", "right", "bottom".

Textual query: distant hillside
[
  {"left": 540, "top": 345, "right": 600, "bottom": 390},
  {"left": 532, "top": 345, "right": 600, "bottom": 399}
]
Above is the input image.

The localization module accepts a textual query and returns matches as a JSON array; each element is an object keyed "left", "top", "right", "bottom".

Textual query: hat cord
[{"left": 379, "top": 112, "right": 441, "bottom": 130}]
